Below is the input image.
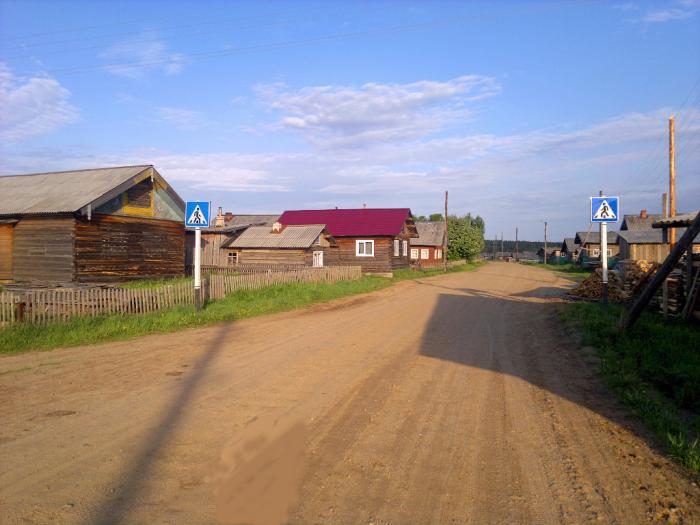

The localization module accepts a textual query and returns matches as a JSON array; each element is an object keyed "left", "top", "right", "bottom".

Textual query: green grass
[
  {"left": 562, "top": 302, "right": 700, "bottom": 476},
  {"left": 392, "top": 260, "right": 485, "bottom": 281},
  {"left": 120, "top": 276, "right": 193, "bottom": 289},
  {"left": 523, "top": 261, "right": 592, "bottom": 280}
]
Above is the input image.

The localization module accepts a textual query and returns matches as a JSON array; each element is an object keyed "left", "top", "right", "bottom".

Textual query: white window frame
[
  {"left": 421, "top": 248, "right": 429, "bottom": 260},
  {"left": 410, "top": 248, "right": 419, "bottom": 260},
  {"left": 592, "top": 248, "right": 600, "bottom": 257},
  {"left": 356, "top": 240, "right": 375, "bottom": 257},
  {"left": 607, "top": 249, "right": 613, "bottom": 257},
  {"left": 402, "top": 240, "right": 408, "bottom": 256},
  {"left": 435, "top": 249, "right": 442, "bottom": 259},
  {"left": 227, "top": 251, "right": 238, "bottom": 265},
  {"left": 393, "top": 239, "right": 400, "bottom": 256}
]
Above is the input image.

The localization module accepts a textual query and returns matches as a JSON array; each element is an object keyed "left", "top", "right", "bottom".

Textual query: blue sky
[{"left": 1, "top": 0, "right": 698, "bottom": 241}]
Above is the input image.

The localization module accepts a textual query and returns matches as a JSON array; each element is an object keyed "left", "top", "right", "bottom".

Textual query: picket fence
[{"left": 0, "top": 266, "right": 361, "bottom": 326}]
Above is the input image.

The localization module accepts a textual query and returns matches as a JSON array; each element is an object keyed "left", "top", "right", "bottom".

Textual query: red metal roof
[{"left": 278, "top": 208, "right": 412, "bottom": 237}]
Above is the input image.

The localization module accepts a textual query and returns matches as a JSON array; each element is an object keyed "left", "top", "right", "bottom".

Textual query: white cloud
[
  {"left": 637, "top": 0, "right": 699, "bottom": 22},
  {"left": 99, "top": 31, "right": 185, "bottom": 78},
  {"left": 256, "top": 75, "right": 500, "bottom": 149},
  {"left": 156, "top": 107, "right": 208, "bottom": 131},
  {"left": 0, "top": 63, "right": 78, "bottom": 142}
]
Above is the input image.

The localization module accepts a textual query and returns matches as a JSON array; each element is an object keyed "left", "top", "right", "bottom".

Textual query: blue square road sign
[
  {"left": 185, "top": 201, "right": 210, "bottom": 228},
  {"left": 590, "top": 196, "right": 620, "bottom": 223}
]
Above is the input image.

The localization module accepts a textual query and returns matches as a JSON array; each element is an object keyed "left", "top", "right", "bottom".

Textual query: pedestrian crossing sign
[
  {"left": 185, "top": 201, "right": 210, "bottom": 227},
  {"left": 590, "top": 196, "right": 619, "bottom": 223}
]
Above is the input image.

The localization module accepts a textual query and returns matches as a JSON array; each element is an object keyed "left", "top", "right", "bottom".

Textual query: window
[
  {"left": 356, "top": 240, "right": 374, "bottom": 257},
  {"left": 592, "top": 248, "right": 600, "bottom": 257},
  {"left": 435, "top": 249, "right": 442, "bottom": 259},
  {"left": 402, "top": 240, "right": 408, "bottom": 256},
  {"left": 607, "top": 249, "right": 612, "bottom": 257},
  {"left": 227, "top": 251, "right": 238, "bottom": 265},
  {"left": 410, "top": 248, "right": 419, "bottom": 259},
  {"left": 421, "top": 249, "right": 429, "bottom": 260},
  {"left": 393, "top": 239, "right": 400, "bottom": 256}
]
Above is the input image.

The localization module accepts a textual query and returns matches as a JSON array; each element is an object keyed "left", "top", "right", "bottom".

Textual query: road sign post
[
  {"left": 185, "top": 201, "right": 210, "bottom": 311},
  {"left": 590, "top": 195, "right": 620, "bottom": 305}
]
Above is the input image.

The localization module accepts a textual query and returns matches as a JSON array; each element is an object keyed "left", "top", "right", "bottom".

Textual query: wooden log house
[
  {"left": 409, "top": 222, "right": 446, "bottom": 268},
  {"left": 0, "top": 165, "right": 185, "bottom": 284},
  {"left": 224, "top": 223, "right": 338, "bottom": 267},
  {"left": 277, "top": 208, "right": 418, "bottom": 273}
]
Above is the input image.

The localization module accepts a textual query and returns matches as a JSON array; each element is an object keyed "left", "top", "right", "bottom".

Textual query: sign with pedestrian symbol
[
  {"left": 590, "top": 196, "right": 619, "bottom": 223},
  {"left": 185, "top": 201, "right": 210, "bottom": 228}
]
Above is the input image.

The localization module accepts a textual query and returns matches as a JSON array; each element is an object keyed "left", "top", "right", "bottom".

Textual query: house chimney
[
  {"left": 213, "top": 207, "right": 225, "bottom": 227},
  {"left": 271, "top": 221, "right": 284, "bottom": 233},
  {"left": 224, "top": 212, "right": 233, "bottom": 223},
  {"left": 362, "top": 203, "right": 367, "bottom": 209},
  {"left": 640, "top": 209, "right": 648, "bottom": 219}
]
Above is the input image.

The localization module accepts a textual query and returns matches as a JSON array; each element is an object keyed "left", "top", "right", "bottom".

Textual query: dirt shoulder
[{"left": 1, "top": 262, "right": 698, "bottom": 524}]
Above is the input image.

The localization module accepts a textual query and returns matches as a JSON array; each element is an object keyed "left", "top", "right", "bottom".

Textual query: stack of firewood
[
  {"left": 622, "top": 260, "right": 659, "bottom": 296},
  {"left": 569, "top": 269, "right": 628, "bottom": 302},
  {"left": 650, "top": 269, "right": 685, "bottom": 315}
]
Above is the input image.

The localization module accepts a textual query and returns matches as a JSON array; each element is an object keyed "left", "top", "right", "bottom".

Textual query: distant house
[
  {"left": 184, "top": 210, "right": 279, "bottom": 268},
  {"left": 410, "top": 222, "right": 446, "bottom": 267},
  {"left": 560, "top": 238, "right": 580, "bottom": 262},
  {"left": 278, "top": 208, "right": 418, "bottom": 273},
  {"left": 620, "top": 209, "right": 663, "bottom": 231},
  {"left": 223, "top": 223, "right": 337, "bottom": 267},
  {"left": 0, "top": 165, "right": 185, "bottom": 284},
  {"left": 617, "top": 209, "right": 699, "bottom": 263},
  {"left": 537, "top": 246, "right": 562, "bottom": 263},
  {"left": 574, "top": 230, "right": 619, "bottom": 263}
]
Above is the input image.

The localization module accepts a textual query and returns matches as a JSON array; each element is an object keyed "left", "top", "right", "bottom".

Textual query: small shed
[
  {"left": 0, "top": 165, "right": 185, "bottom": 284},
  {"left": 410, "top": 222, "right": 446, "bottom": 267},
  {"left": 224, "top": 224, "right": 337, "bottom": 267}
]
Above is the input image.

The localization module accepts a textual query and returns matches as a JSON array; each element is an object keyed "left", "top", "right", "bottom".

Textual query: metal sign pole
[
  {"left": 194, "top": 226, "right": 202, "bottom": 310},
  {"left": 601, "top": 221, "right": 608, "bottom": 304}
]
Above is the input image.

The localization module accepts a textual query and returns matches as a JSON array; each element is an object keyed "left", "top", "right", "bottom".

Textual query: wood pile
[
  {"left": 569, "top": 269, "right": 628, "bottom": 302},
  {"left": 650, "top": 269, "right": 684, "bottom": 315},
  {"left": 622, "top": 260, "right": 659, "bottom": 296}
]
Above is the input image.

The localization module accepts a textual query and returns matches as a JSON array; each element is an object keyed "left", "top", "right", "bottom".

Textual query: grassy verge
[
  {"left": 523, "top": 261, "right": 592, "bottom": 280},
  {"left": 562, "top": 302, "right": 700, "bottom": 476},
  {"left": 392, "top": 260, "right": 485, "bottom": 281},
  {"left": 120, "top": 276, "right": 192, "bottom": 289}
]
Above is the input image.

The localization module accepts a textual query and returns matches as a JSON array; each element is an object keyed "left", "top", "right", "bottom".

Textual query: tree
[
  {"left": 447, "top": 213, "right": 485, "bottom": 261},
  {"left": 429, "top": 213, "right": 444, "bottom": 222}
]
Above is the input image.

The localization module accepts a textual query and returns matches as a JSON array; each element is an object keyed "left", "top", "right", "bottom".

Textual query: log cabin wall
[
  {"left": 237, "top": 248, "right": 308, "bottom": 266},
  {"left": 12, "top": 216, "right": 76, "bottom": 283},
  {"left": 0, "top": 223, "right": 15, "bottom": 281},
  {"left": 74, "top": 214, "right": 184, "bottom": 282},
  {"left": 410, "top": 245, "right": 443, "bottom": 268},
  {"left": 333, "top": 237, "right": 400, "bottom": 272},
  {"left": 185, "top": 232, "right": 239, "bottom": 267}
]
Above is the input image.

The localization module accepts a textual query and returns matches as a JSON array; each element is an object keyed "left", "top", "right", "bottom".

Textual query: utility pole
[
  {"left": 515, "top": 227, "right": 519, "bottom": 260},
  {"left": 669, "top": 115, "right": 677, "bottom": 247},
  {"left": 543, "top": 221, "right": 548, "bottom": 265},
  {"left": 443, "top": 191, "right": 448, "bottom": 271},
  {"left": 662, "top": 192, "right": 668, "bottom": 219},
  {"left": 662, "top": 191, "right": 669, "bottom": 316},
  {"left": 500, "top": 232, "right": 504, "bottom": 259}
]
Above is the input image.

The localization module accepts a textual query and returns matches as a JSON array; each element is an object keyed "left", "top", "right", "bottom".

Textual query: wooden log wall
[
  {"left": 0, "top": 224, "right": 13, "bottom": 281},
  {"left": 75, "top": 214, "right": 184, "bottom": 282},
  {"left": 12, "top": 216, "right": 76, "bottom": 283}
]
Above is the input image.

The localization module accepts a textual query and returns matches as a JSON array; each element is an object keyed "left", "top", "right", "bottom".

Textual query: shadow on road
[{"left": 88, "top": 324, "right": 230, "bottom": 525}]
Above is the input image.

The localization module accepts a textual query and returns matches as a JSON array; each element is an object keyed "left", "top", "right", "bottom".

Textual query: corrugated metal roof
[
  {"left": 228, "top": 224, "right": 326, "bottom": 249},
  {"left": 411, "top": 222, "right": 445, "bottom": 246},
  {"left": 279, "top": 208, "right": 413, "bottom": 237},
  {"left": 0, "top": 165, "right": 152, "bottom": 215},
  {"left": 652, "top": 211, "right": 699, "bottom": 228}
]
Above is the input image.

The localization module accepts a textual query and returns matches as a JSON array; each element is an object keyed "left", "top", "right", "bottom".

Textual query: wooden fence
[{"left": 0, "top": 266, "right": 361, "bottom": 326}]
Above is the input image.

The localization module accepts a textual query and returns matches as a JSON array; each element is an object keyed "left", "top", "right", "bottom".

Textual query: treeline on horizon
[{"left": 483, "top": 239, "right": 564, "bottom": 253}]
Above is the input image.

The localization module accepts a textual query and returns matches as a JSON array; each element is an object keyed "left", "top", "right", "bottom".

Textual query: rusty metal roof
[
  {"left": 0, "top": 165, "right": 158, "bottom": 216},
  {"left": 226, "top": 224, "right": 327, "bottom": 249}
]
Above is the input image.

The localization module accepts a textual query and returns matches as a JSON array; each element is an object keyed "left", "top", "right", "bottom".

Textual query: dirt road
[{"left": 1, "top": 263, "right": 698, "bottom": 524}]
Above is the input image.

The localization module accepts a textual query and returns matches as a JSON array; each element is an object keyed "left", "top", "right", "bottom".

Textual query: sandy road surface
[{"left": 1, "top": 262, "right": 699, "bottom": 524}]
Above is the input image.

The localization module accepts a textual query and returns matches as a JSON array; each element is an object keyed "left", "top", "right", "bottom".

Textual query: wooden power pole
[
  {"left": 669, "top": 115, "right": 677, "bottom": 246},
  {"left": 443, "top": 191, "right": 448, "bottom": 271},
  {"left": 515, "top": 227, "right": 519, "bottom": 260},
  {"left": 543, "top": 221, "right": 548, "bottom": 265}
]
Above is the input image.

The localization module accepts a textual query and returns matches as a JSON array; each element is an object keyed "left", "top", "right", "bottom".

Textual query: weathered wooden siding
[
  {"left": 237, "top": 248, "right": 308, "bottom": 266},
  {"left": 619, "top": 240, "right": 700, "bottom": 263},
  {"left": 0, "top": 224, "right": 14, "bottom": 281},
  {"left": 333, "top": 237, "right": 407, "bottom": 272},
  {"left": 12, "top": 216, "right": 75, "bottom": 283},
  {"left": 74, "top": 214, "right": 184, "bottom": 282},
  {"left": 185, "top": 231, "right": 239, "bottom": 267}
]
